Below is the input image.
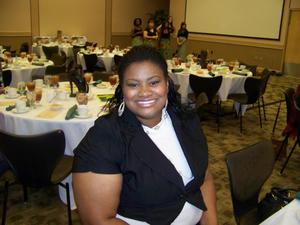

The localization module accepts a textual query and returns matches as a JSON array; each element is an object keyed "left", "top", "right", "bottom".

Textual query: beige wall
[
  {"left": 169, "top": 0, "right": 291, "bottom": 71},
  {"left": 39, "top": 0, "right": 106, "bottom": 46},
  {"left": 112, "top": 0, "right": 169, "bottom": 34},
  {"left": 291, "top": 0, "right": 300, "bottom": 9}
]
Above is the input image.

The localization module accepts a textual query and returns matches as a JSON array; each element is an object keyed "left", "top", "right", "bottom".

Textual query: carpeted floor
[{"left": 0, "top": 74, "right": 300, "bottom": 225}]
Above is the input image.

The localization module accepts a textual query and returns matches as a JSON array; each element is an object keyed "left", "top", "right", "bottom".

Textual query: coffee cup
[
  {"left": 57, "top": 90, "right": 68, "bottom": 100},
  {"left": 7, "top": 87, "right": 17, "bottom": 97},
  {"left": 16, "top": 100, "right": 26, "bottom": 112},
  {"left": 34, "top": 79, "right": 43, "bottom": 88},
  {"left": 77, "top": 105, "right": 89, "bottom": 117}
]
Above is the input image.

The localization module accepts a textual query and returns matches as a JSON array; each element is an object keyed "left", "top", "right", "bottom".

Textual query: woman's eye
[
  {"left": 127, "top": 83, "right": 138, "bottom": 88},
  {"left": 150, "top": 80, "right": 159, "bottom": 86}
]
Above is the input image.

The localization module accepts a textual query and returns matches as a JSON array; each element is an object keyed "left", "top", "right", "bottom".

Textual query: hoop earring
[
  {"left": 118, "top": 100, "right": 125, "bottom": 117},
  {"left": 164, "top": 99, "right": 168, "bottom": 110}
]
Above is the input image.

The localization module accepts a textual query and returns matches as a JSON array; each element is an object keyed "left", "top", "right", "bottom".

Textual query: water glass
[
  {"left": 35, "top": 88, "right": 43, "bottom": 105},
  {"left": 76, "top": 92, "right": 88, "bottom": 105},
  {"left": 26, "top": 91, "right": 36, "bottom": 109},
  {"left": 17, "top": 81, "right": 26, "bottom": 95}
]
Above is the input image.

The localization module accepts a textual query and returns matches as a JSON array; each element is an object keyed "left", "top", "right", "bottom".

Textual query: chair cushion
[
  {"left": 51, "top": 155, "right": 73, "bottom": 184},
  {"left": 228, "top": 93, "right": 249, "bottom": 104}
]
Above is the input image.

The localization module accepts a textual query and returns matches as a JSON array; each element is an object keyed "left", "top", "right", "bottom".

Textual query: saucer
[
  {"left": 75, "top": 113, "right": 92, "bottom": 119},
  {"left": 12, "top": 107, "right": 30, "bottom": 114},
  {"left": 5, "top": 94, "right": 20, "bottom": 99}
]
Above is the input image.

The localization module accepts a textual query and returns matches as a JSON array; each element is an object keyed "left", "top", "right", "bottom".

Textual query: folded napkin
[
  {"left": 92, "top": 80, "right": 102, "bottom": 86},
  {"left": 232, "top": 71, "right": 248, "bottom": 76},
  {"left": 97, "top": 94, "right": 114, "bottom": 102},
  {"left": 171, "top": 68, "right": 184, "bottom": 73},
  {"left": 296, "top": 192, "right": 300, "bottom": 200},
  {"left": 65, "top": 104, "right": 78, "bottom": 120},
  {"left": 5, "top": 105, "right": 15, "bottom": 111},
  {"left": 208, "top": 72, "right": 215, "bottom": 77},
  {"left": 1, "top": 100, "right": 16, "bottom": 108}
]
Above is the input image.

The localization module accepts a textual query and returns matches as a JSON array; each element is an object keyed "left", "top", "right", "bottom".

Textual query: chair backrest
[
  {"left": 19, "top": 42, "right": 29, "bottom": 53},
  {"left": 45, "top": 65, "right": 66, "bottom": 75},
  {"left": 244, "top": 77, "right": 263, "bottom": 104},
  {"left": 283, "top": 88, "right": 295, "bottom": 124},
  {"left": 0, "top": 130, "right": 65, "bottom": 187},
  {"left": 113, "top": 55, "right": 123, "bottom": 71},
  {"left": 189, "top": 75, "right": 223, "bottom": 102},
  {"left": 51, "top": 51, "right": 67, "bottom": 66},
  {"left": 2, "top": 70, "right": 12, "bottom": 87},
  {"left": 246, "top": 64, "right": 257, "bottom": 76},
  {"left": 83, "top": 54, "right": 98, "bottom": 72},
  {"left": 260, "top": 68, "right": 270, "bottom": 96},
  {"left": 42, "top": 46, "right": 59, "bottom": 60},
  {"left": 225, "top": 140, "right": 275, "bottom": 223}
]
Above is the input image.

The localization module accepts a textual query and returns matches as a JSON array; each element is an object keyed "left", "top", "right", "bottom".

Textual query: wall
[
  {"left": 39, "top": 0, "right": 106, "bottom": 46},
  {"left": 291, "top": 0, "right": 300, "bottom": 9},
  {"left": 111, "top": 0, "right": 169, "bottom": 47},
  {"left": 0, "top": 0, "right": 32, "bottom": 51},
  {"left": 169, "top": 0, "right": 291, "bottom": 71}
]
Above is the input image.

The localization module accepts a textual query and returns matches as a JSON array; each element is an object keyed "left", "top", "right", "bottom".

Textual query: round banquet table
[
  {"left": 0, "top": 82, "right": 115, "bottom": 209},
  {"left": 168, "top": 65, "right": 252, "bottom": 104},
  {"left": 3, "top": 60, "right": 54, "bottom": 87},
  {"left": 32, "top": 43, "right": 75, "bottom": 59}
]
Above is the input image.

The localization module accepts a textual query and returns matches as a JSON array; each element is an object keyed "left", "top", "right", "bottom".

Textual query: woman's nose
[{"left": 138, "top": 84, "right": 151, "bottom": 97}]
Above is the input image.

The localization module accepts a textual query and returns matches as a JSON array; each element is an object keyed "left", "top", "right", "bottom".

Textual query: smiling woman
[{"left": 72, "top": 46, "right": 218, "bottom": 225}]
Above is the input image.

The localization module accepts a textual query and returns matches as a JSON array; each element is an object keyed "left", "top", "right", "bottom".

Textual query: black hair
[
  {"left": 107, "top": 45, "right": 184, "bottom": 116},
  {"left": 133, "top": 18, "right": 142, "bottom": 26}
]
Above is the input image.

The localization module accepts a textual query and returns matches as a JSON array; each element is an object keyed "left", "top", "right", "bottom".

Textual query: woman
[
  {"left": 158, "top": 16, "right": 175, "bottom": 59},
  {"left": 143, "top": 18, "right": 158, "bottom": 48},
  {"left": 73, "top": 46, "right": 218, "bottom": 225},
  {"left": 177, "top": 22, "right": 189, "bottom": 61},
  {"left": 131, "top": 18, "right": 144, "bottom": 47}
]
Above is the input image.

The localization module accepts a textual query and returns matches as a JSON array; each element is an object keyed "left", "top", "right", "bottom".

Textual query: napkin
[
  {"left": 97, "top": 94, "right": 114, "bottom": 102},
  {"left": 232, "top": 71, "right": 248, "bottom": 76},
  {"left": 171, "top": 68, "right": 184, "bottom": 73},
  {"left": 65, "top": 104, "right": 78, "bottom": 120},
  {"left": 92, "top": 80, "right": 102, "bottom": 86},
  {"left": 5, "top": 105, "right": 15, "bottom": 111},
  {"left": 1, "top": 100, "right": 16, "bottom": 108},
  {"left": 31, "top": 62, "right": 45, "bottom": 66},
  {"left": 296, "top": 192, "right": 300, "bottom": 200}
]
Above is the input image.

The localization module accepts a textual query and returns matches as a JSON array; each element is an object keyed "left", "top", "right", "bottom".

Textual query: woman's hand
[
  {"left": 200, "top": 168, "right": 218, "bottom": 225},
  {"left": 73, "top": 172, "right": 128, "bottom": 225}
]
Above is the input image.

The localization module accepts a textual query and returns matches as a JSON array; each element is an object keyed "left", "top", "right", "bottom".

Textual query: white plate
[
  {"left": 75, "top": 113, "right": 92, "bottom": 119},
  {"left": 12, "top": 107, "right": 30, "bottom": 114},
  {"left": 5, "top": 94, "right": 20, "bottom": 99}
]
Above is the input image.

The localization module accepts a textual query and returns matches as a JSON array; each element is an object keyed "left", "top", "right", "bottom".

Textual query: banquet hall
[{"left": 0, "top": 0, "right": 299, "bottom": 224}]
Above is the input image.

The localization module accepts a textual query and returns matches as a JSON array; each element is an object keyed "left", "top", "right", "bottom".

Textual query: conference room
[{"left": 0, "top": 0, "right": 299, "bottom": 224}]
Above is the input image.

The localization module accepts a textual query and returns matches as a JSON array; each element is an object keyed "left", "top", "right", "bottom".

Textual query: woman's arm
[
  {"left": 200, "top": 168, "right": 218, "bottom": 225},
  {"left": 143, "top": 30, "right": 158, "bottom": 40},
  {"left": 73, "top": 172, "right": 128, "bottom": 225}
]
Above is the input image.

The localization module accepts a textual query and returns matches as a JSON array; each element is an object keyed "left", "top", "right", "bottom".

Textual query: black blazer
[{"left": 73, "top": 106, "right": 208, "bottom": 225}]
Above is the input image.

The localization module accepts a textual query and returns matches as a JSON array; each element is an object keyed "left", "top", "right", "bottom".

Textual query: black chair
[
  {"left": 0, "top": 130, "right": 73, "bottom": 225},
  {"left": 45, "top": 65, "right": 68, "bottom": 81},
  {"left": 228, "top": 77, "right": 263, "bottom": 133},
  {"left": 275, "top": 88, "right": 300, "bottom": 174},
  {"left": 83, "top": 53, "right": 105, "bottom": 73},
  {"left": 2, "top": 46, "right": 11, "bottom": 53},
  {"left": 50, "top": 51, "right": 67, "bottom": 66},
  {"left": 259, "top": 69, "right": 271, "bottom": 121},
  {"left": 2, "top": 70, "right": 12, "bottom": 87},
  {"left": 19, "top": 42, "right": 29, "bottom": 53},
  {"left": 113, "top": 55, "right": 123, "bottom": 72},
  {"left": 42, "top": 46, "right": 59, "bottom": 60},
  {"left": 225, "top": 140, "right": 275, "bottom": 225},
  {"left": 189, "top": 75, "right": 223, "bottom": 132},
  {"left": 72, "top": 45, "right": 83, "bottom": 65}
]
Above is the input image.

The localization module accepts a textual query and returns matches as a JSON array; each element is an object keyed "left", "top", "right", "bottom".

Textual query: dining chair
[
  {"left": 225, "top": 140, "right": 275, "bottom": 225},
  {"left": 228, "top": 76, "right": 263, "bottom": 133},
  {"left": 189, "top": 75, "right": 223, "bottom": 132},
  {"left": 83, "top": 53, "right": 106, "bottom": 73},
  {"left": 51, "top": 51, "right": 67, "bottom": 66},
  {"left": 42, "top": 46, "right": 59, "bottom": 60},
  {"left": 19, "top": 42, "right": 29, "bottom": 54},
  {"left": 0, "top": 130, "right": 73, "bottom": 225},
  {"left": 259, "top": 68, "right": 271, "bottom": 121},
  {"left": 72, "top": 45, "right": 83, "bottom": 65},
  {"left": 2, "top": 70, "right": 12, "bottom": 87},
  {"left": 113, "top": 55, "right": 123, "bottom": 72}
]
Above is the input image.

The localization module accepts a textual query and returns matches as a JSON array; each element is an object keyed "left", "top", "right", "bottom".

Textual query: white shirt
[{"left": 117, "top": 109, "right": 203, "bottom": 224}]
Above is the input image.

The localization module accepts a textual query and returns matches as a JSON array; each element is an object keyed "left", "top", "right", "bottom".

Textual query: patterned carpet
[{"left": 0, "top": 74, "right": 300, "bottom": 225}]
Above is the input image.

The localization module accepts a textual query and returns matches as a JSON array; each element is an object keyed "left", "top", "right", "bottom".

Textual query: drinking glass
[
  {"left": 109, "top": 75, "right": 118, "bottom": 88},
  {"left": 51, "top": 75, "right": 59, "bottom": 88},
  {"left": 228, "top": 62, "right": 234, "bottom": 72},
  {"left": 84, "top": 73, "right": 92, "bottom": 85},
  {"left": 207, "top": 63, "right": 213, "bottom": 72},
  {"left": 17, "top": 81, "right": 26, "bottom": 95},
  {"left": 44, "top": 75, "right": 52, "bottom": 88},
  {"left": 35, "top": 88, "right": 43, "bottom": 105},
  {"left": 26, "top": 91, "right": 36, "bottom": 109},
  {"left": 27, "top": 54, "right": 33, "bottom": 64},
  {"left": 26, "top": 81, "right": 36, "bottom": 92},
  {"left": 76, "top": 92, "right": 88, "bottom": 105}
]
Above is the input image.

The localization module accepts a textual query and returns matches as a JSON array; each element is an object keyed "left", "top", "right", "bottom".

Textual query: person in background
[
  {"left": 158, "top": 16, "right": 175, "bottom": 59},
  {"left": 131, "top": 18, "right": 144, "bottom": 47},
  {"left": 55, "top": 30, "right": 63, "bottom": 43},
  {"left": 176, "top": 22, "right": 189, "bottom": 61},
  {"left": 72, "top": 46, "right": 218, "bottom": 225},
  {"left": 143, "top": 18, "right": 158, "bottom": 48}
]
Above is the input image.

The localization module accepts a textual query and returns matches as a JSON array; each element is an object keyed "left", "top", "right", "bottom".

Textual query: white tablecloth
[
  {"left": 32, "top": 44, "right": 75, "bottom": 59},
  {"left": 260, "top": 199, "right": 300, "bottom": 225},
  {"left": 77, "top": 52, "right": 116, "bottom": 72},
  {"left": 3, "top": 60, "right": 54, "bottom": 87},
  {"left": 0, "top": 82, "right": 115, "bottom": 209},
  {"left": 169, "top": 69, "right": 252, "bottom": 104}
]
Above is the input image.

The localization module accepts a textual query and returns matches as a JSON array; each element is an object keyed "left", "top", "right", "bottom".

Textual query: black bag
[{"left": 257, "top": 187, "right": 297, "bottom": 222}]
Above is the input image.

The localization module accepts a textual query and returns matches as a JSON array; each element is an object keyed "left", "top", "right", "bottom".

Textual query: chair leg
[
  {"left": 22, "top": 185, "right": 28, "bottom": 203},
  {"left": 275, "top": 135, "right": 289, "bottom": 161},
  {"left": 239, "top": 104, "right": 243, "bottom": 133},
  {"left": 65, "top": 183, "right": 72, "bottom": 225},
  {"left": 216, "top": 100, "right": 220, "bottom": 133},
  {"left": 2, "top": 181, "right": 8, "bottom": 225},
  {"left": 258, "top": 99, "right": 262, "bottom": 128},
  {"left": 280, "top": 138, "right": 298, "bottom": 174},
  {"left": 262, "top": 96, "right": 267, "bottom": 121},
  {"left": 272, "top": 100, "right": 282, "bottom": 135}
]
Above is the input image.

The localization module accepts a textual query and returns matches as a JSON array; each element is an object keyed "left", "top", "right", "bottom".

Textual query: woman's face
[
  {"left": 168, "top": 16, "right": 172, "bottom": 23},
  {"left": 122, "top": 61, "right": 168, "bottom": 127},
  {"left": 149, "top": 21, "right": 155, "bottom": 28}
]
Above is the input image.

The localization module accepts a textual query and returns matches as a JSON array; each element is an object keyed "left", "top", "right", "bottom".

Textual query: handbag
[{"left": 257, "top": 187, "right": 297, "bottom": 222}]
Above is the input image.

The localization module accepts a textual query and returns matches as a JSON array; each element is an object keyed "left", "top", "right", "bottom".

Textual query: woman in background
[
  {"left": 158, "top": 16, "right": 175, "bottom": 59},
  {"left": 176, "top": 22, "right": 189, "bottom": 61},
  {"left": 131, "top": 18, "right": 144, "bottom": 47},
  {"left": 143, "top": 18, "right": 158, "bottom": 48}
]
